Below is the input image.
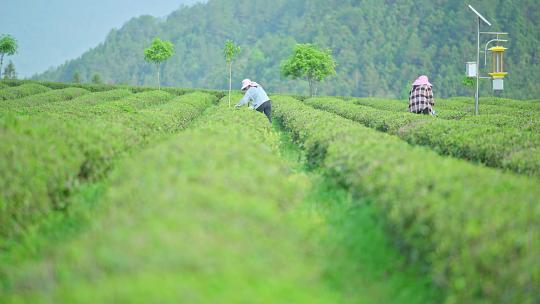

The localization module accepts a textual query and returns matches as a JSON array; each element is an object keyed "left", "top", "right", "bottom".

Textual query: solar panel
[{"left": 468, "top": 5, "right": 492, "bottom": 26}]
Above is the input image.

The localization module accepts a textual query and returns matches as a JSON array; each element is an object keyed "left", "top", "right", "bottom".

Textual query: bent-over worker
[
  {"left": 235, "top": 79, "right": 272, "bottom": 123},
  {"left": 408, "top": 75, "right": 436, "bottom": 115}
]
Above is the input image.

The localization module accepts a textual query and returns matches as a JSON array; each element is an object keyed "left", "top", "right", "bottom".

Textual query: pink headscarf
[
  {"left": 412, "top": 75, "right": 432, "bottom": 87},
  {"left": 241, "top": 79, "right": 259, "bottom": 90}
]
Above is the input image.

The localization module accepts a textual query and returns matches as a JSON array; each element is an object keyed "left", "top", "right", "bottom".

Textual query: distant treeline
[{"left": 36, "top": 0, "right": 540, "bottom": 99}]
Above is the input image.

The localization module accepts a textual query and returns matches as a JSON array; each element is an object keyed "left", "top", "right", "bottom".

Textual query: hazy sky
[{"left": 1, "top": 0, "right": 203, "bottom": 77}]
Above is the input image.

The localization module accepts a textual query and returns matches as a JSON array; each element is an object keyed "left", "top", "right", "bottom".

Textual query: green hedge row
[
  {"left": 0, "top": 100, "right": 341, "bottom": 303},
  {"left": 0, "top": 83, "right": 52, "bottom": 100},
  {"left": 8, "top": 89, "right": 134, "bottom": 116},
  {"left": 349, "top": 97, "right": 482, "bottom": 119},
  {"left": 3, "top": 89, "right": 174, "bottom": 117},
  {"left": 353, "top": 97, "right": 540, "bottom": 123},
  {"left": 434, "top": 99, "right": 539, "bottom": 119},
  {"left": 353, "top": 97, "right": 410, "bottom": 112},
  {"left": 425, "top": 105, "right": 540, "bottom": 132},
  {"left": 273, "top": 95, "right": 540, "bottom": 304},
  {"left": 1, "top": 87, "right": 90, "bottom": 111},
  {"left": 0, "top": 91, "right": 215, "bottom": 244},
  {"left": 306, "top": 97, "right": 540, "bottom": 176},
  {"left": 0, "top": 79, "right": 226, "bottom": 99},
  {"left": 458, "top": 113, "right": 540, "bottom": 132},
  {"left": 458, "top": 97, "right": 540, "bottom": 112},
  {"left": 0, "top": 79, "right": 123, "bottom": 93}
]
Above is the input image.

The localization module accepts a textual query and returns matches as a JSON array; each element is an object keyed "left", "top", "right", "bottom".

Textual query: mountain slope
[{"left": 36, "top": 0, "right": 540, "bottom": 99}]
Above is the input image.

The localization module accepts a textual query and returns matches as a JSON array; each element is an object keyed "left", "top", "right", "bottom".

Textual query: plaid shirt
[{"left": 408, "top": 85, "right": 434, "bottom": 113}]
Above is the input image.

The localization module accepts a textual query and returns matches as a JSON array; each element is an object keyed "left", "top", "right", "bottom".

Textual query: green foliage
[
  {"left": 0, "top": 34, "right": 18, "bottom": 78},
  {"left": 462, "top": 76, "right": 475, "bottom": 88},
  {"left": 458, "top": 96, "right": 540, "bottom": 112},
  {"left": 0, "top": 35, "right": 18, "bottom": 56},
  {"left": 223, "top": 40, "right": 241, "bottom": 64},
  {"left": 72, "top": 72, "right": 81, "bottom": 83},
  {"left": 0, "top": 99, "right": 341, "bottom": 303},
  {"left": 0, "top": 79, "right": 538, "bottom": 303},
  {"left": 91, "top": 73, "right": 102, "bottom": 84},
  {"left": 34, "top": 1, "right": 540, "bottom": 99},
  {"left": 3, "top": 61, "right": 16, "bottom": 80},
  {"left": 275, "top": 124, "right": 441, "bottom": 303},
  {"left": 352, "top": 96, "right": 540, "bottom": 125},
  {"left": 1, "top": 87, "right": 89, "bottom": 109},
  {"left": 0, "top": 83, "right": 51, "bottom": 100},
  {"left": 306, "top": 97, "right": 540, "bottom": 176},
  {"left": 281, "top": 43, "right": 336, "bottom": 97},
  {"left": 10, "top": 89, "right": 133, "bottom": 116},
  {"left": 144, "top": 37, "right": 174, "bottom": 90},
  {"left": 144, "top": 37, "right": 175, "bottom": 65},
  {"left": 223, "top": 40, "right": 241, "bottom": 107},
  {"left": 272, "top": 95, "right": 540, "bottom": 304},
  {"left": 0, "top": 90, "right": 215, "bottom": 243},
  {"left": 0, "top": 79, "right": 226, "bottom": 98}
]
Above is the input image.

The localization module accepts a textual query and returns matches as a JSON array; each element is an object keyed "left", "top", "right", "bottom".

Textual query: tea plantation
[{"left": 0, "top": 80, "right": 538, "bottom": 303}]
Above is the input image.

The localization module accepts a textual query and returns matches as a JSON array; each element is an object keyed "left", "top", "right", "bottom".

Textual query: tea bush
[
  {"left": 0, "top": 100, "right": 340, "bottom": 303},
  {"left": 0, "top": 83, "right": 52, "bottom": 100},
  {"left": 0, "top": 91, "right": 215, "bottom": 243},
  {"left": 306, "top": 97, "right": 540, "bottom": 176},
  {"left": 274, "top": 95, "right": 540, "bottom": 304}
]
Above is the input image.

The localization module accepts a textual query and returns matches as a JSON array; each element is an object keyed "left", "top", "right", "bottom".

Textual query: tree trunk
[
  {"left": 228, "top": 61, "right": 232, "bottom": 107},
  {"left": 0, "top": 54, "right": 4, "bottom": 79},
  {"left": 157, "top": 63, "right": 161, "bottom": 90},
  {"left": 308, "top": 77, "right": 314, "bottom": 97}
]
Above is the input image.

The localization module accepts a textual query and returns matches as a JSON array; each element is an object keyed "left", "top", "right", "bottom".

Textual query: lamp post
[
  {"left": 467, "top": 5, "right": 508, "bottom": 115},
  {"left": 475, "top": 14, "right": 482, "bottom": 115}
]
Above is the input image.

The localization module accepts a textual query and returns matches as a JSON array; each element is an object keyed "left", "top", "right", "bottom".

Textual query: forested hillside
[{"left": 36, "top": 0, "right": 540, "bottom": 99}]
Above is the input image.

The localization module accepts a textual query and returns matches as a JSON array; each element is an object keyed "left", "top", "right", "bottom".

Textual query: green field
[{"left": 1, "top": 81, "right": 539, "bottom": 303}]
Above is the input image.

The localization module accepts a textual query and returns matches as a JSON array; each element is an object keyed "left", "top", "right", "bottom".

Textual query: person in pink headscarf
[
  {"left": 408, "top": 75, "right": 436, "bottom": 115},
  {"left": 235, "top": 79, "right": 272, "bottom": 123}
]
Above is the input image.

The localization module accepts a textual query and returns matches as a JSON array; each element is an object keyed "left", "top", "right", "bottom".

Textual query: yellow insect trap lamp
[
  {"left": 489, "top": 46, "right": 507, "bottom": 77},
  {"left": 489, "top": 46, "right": 507, "bottom": 90}
]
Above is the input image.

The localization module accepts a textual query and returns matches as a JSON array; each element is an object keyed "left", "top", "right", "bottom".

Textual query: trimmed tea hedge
[
  {"left": 1, "top": 79, "right": 226, "bottom": 99},
  {"left": 0, "top": 83, "right": 52, "bottom": 100},
  {"left": 354, "top": 96, "right": 540, "bottom": 122},
  {"left": 0, "top": 100, "right": 340, "bottom": 303},
  {"left": 274, "top": 95, "right": 540, "bottom": 304},
  {"left": 8, "top": 89, "right": 134, "bottom": 116},
  {"left": 0, "top": 91, "right": 215, "bottom": 243},
  {"left": 460, "top": 97, "right": 540, "bottom": 112},
  {"left": 1, "top": 87, "right": 89, "bottom": 110},
  {"left": 306, "top": 97, "right": 540, "bottom": 176}
]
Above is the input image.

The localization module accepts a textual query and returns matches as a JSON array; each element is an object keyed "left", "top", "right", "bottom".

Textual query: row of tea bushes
[
  {"left": 0, "top": 83, "right": 52, "bottom": 100},
  {"left": 273, "top": 95, "right": 540, "bottom": 304},
  {"left": 1, "top": 87, "right": 90, "bottom": 110},
  {"left": 353, "top": 96, "right": 540, "bottom": 122},
  {"left": 306, "top": 97, "right": 540, "bottom": 176},
  {"left": 0, "top": 91, "right": 215, "bottom": 244},
  {"left": 1, "top": 100, "right": 340, "bottom": 303},
  {"left": 0, "top": 79, "right": 225, "bottom": 98},
  {"left": 9, "top": 89, "right": 134, "bottom": 116}
]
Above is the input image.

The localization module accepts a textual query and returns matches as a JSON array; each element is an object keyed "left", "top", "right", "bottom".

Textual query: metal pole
[{"left": 475, "top": 17, "right": 480, "bottom": 115}]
